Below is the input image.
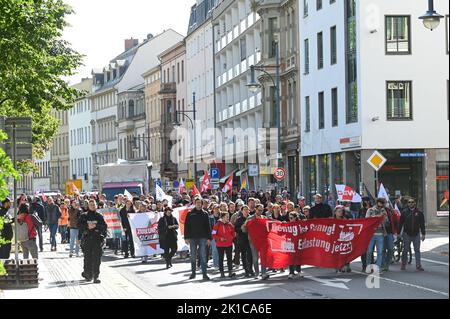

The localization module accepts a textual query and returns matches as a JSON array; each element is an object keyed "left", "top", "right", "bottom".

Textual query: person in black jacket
[
  {"left": 119, "top": 200, "right": 136, "bottom": 259},
  {"left": 310, "top": 194, "right": 333, "bottom": 219},
  {"left": 184, "top": 198, "right": 212, "bottom": 280},
  {"left": 399, "top": 198, "right": 426, "bottom": 271},
  {"left": 0, "top": 198, "right": 13, "bottom": 259},
  {"left": 235, "top": 205, "right": 253, "bottom": 278},
  {"left": 77, "top": 200, "right": 107, "bottom": 284},
  {"left": 158, "top": 206, "right": 179, "bottom": 269},
  {"left": 30, "top": 197, "right": 46, "bottom": 252}
]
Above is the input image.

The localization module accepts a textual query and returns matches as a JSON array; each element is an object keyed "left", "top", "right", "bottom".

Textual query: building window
[
  {"left": 240, "top": 38, "right": 247, "bottom": 61},
  {"left": 387, "top": 81, "right": 412, "bottom": 120},
  {"left": 305, "top": 96, "right": 311, "bottom": 132},
  {"left": 317, "top": 0, "right": 322, "bottom": 10},
  {"left": 346, "top": 0, "right": 358, "bottom": 124},
  {"left": 317, "top": 32, "right": 323, "bottom": 69},
  {"left": 386, "top": 16, "right": 411, "bottom": 54},
  {"left": 318, "top": 92, "right": 325, "bottom": 129},
  {"left": 304, "top": 39, "right": 309, "bottom": 74},
  {"left": 330, "top": 26, "right": 337, "bottom": 65},
  {"left": 303, "top": 0, "right": 309, "bottom": 17},
  {"left": 332, "top": 88, "right": 338, "bottom": 127},
  {"left": 436, "top": 151, "right": 449, "bottom": 215},
  {"left": 269, "top": 17, "right": 278, "bottom": 58},
  {"left": 181, "top": 60, "right": 185, "bottom": 82},
  {"left": 177, "top": 63, "right": 180, "bottom": 84}
]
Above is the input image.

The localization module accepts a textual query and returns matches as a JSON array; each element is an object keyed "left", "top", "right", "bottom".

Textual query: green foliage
[
  {"left": 0, "top": 131, "right": 19, "bottom": 201},
  {"left": 0, "top": 0, "right": 84, "bottom": 158}
]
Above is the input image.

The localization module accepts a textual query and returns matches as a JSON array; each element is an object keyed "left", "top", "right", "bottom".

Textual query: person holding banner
[
  {"left": 235, "top": 205, "right": 254, "bottom": 278},
  {"left": 158, "top": 206, "right": 179, "bottom": 269},
  {"left": 212, "top": 212, "right": 236, "bottom": 279},
  {"left": 120, "top": 200, "right": 136, "bottom": 259},
  {"left": 184, "top": 198, "right": 212, "bottom": 281},
  {"left": 365, "top": 198, "right": 390, "bottom": 274},
  {"left": 288, "top": 212, "right": 303, "bottom": 280},
  {"left": 333, "top": 206, "right": 352, "bottom": 273},
  {"left": 310, "top": 194, "right": 333, "bottom": 219}
]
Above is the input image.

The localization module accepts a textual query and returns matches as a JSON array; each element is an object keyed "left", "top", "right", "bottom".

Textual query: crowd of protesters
[{"left": 0, "top": 186, "right": 427, "bottom": 284}]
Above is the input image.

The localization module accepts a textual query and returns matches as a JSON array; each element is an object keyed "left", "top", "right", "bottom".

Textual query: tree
[{"left": 0, "top": 0, "right": 84, "bottom": 160}]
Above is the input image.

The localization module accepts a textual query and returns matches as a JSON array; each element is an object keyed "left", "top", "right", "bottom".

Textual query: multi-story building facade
[
  {"left": 33, "top": 151, "right": 51, "bottom": 192},
  {"left": 117, "top": 30, "right": 184, "bottom": 173},
  {"left": 186, "top": 0, "right": 217, "bottom": 181},
  {"left": 158, "top": 41, "right": 187, "bottom": 184},
  {"left": 256, "top": 0, "right": 301, "bottom": 195},
  {"left": 299, "top": 0, "right": 449, "bottom": 226},
  {"left": 213, "top": 0, "right": 263, "bottom": 190},
  {"left": 50, "top": 110, "right": 69, "bottom": 191},
  {"left": 69, "top": 78, "right": 94, "bottom": 191},
  {"left": 143, "top": 66, "right": 163, "bottom": 181}
]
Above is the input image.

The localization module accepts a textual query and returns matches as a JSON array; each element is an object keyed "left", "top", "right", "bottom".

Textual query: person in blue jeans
[
  {"left": 209, "top": 204, "right": 221, "bottom": 270},
  {"left": 45, "top": 197, "right": 61, "bottom": 251},
  {"left": 365, "top": 198, "right": 389, "bottom": 274},
  {"left": 185, "top": 198, "right": 212, "bottom": 281}
]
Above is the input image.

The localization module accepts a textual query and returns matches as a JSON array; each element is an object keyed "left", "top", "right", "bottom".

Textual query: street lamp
[
  {"left": 419, "top": 0, "right": 444, "bottom": 31},
  {"left": 247, "top": 42, "right": 282, "bottom": 194},
  {"left": 173, "top": 92, "right": 198, "bottom": 188}
]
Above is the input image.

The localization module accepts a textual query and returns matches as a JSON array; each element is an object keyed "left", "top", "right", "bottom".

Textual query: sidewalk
[{"left": 0, "top": 235, "right": 151, "bottom": 299}]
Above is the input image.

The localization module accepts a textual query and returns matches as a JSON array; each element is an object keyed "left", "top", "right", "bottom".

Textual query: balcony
[{"left": 159, "top": 82, "right": 176, "bottom": 94}]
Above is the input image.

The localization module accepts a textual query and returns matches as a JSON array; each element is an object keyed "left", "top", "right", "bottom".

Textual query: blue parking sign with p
[{"left": 210, "top": 168, "right": 220, "bottom": 179}]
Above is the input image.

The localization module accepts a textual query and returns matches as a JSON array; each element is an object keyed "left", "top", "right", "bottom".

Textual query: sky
[{"left": 63, "top": 0, "right": 196, "bottom": 85}]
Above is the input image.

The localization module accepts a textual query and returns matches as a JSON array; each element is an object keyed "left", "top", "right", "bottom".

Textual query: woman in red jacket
[{"left": 212, "top": 212, "right": 236, "bottom": 279}]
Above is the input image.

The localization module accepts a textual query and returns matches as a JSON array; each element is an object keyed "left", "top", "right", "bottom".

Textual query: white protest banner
[{"left": 128, "top": 207, "right": 191, "bottom": 257}]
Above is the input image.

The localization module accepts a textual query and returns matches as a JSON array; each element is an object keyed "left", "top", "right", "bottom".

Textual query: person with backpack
[
  {"left": 30, "top": 197, "right": 46, "bottom": 252},
  {"left": 17, "top": 203, "right": 39, "bottom": 259},
  {"left": 0, "top": 197, "right": 13, "bottom": 259}
]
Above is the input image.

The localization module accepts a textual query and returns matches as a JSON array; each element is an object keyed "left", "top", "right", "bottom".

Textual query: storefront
[{"left": 436, "top": 149, "right": 449, "bottom": 218}]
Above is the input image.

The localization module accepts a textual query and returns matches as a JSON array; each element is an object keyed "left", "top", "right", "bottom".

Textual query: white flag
[
  {"left": 124, "top": 189, "right": 133, "bottom": 201},
  {"left": 335, "top": 184, "right": 362, "bottom": 203},
  {"left": 156, "top": 184, "right": 165, "bottom": 201},
  {"left": 378, "top": 183, "right": 390, "bottom": 203}
]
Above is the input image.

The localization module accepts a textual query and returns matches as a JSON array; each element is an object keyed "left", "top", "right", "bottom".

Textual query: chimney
[{"left": 124, "top": 37, "right": 139, "bottom": 51}]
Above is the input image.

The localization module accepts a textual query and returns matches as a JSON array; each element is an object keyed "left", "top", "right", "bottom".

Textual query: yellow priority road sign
[{"left": 367, "top": 151, "right": 387, "bottom": 171}]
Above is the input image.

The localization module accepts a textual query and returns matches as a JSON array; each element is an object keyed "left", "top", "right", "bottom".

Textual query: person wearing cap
[
  {"left": 365, "top": 198, "right": 390, "bottom": 274},
  {"left": 158, "top": 206, "right": 179, "bottom": 269},
  {"left": 310, "top": 194, "right": 333, "bottom": 219},
  {"left": 0, "top": 198, "right": 13, "bottom": 259}
]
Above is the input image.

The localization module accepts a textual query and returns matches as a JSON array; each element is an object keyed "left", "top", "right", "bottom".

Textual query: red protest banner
[{"left": 247, "top": 217, "right": 383, "bottom": 269}]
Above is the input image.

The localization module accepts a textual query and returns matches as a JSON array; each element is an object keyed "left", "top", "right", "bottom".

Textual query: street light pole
[
  {"left": 193, "top": 92, "right": 198, "bottom": 188},
  {"left": 247, "top": 41, "right": 282, "bottom": 194}
]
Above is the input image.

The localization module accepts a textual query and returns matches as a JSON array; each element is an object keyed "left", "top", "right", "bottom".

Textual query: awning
[
  {"left": 236, "top": 168, "right": 248, "bottom": 177},
  {"left": 220, "top": 170, "right": 238, "bottom": 183}
]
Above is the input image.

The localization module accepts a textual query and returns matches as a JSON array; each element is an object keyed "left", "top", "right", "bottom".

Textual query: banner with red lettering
[
  {"left": 247, "top": 217, "right": 383, "bottom": 269},
  {"left": 128, "top": 207, "right": 192, "bottom": 257}
]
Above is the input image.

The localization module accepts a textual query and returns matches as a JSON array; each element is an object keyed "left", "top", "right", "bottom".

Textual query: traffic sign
[
  {"left": 173, "top": 180, "right": 180, "bottom": 188},
  {"left": 248, "top": 164, "right": 259, "bottom": 177},
  {"left": 210, "top": 168, "right": 220, "bottom": 180},
  {"left": 367, "top": 151, "right": 387, "bottom": 171},
  {"left": 273, "top": 168, "right": 287, "bottom": 181},
  {"left": 4, "top": 143, "right": 32, "bottom": 161},
  {"left": 5, "top": 117, "right": 32, "bottom": 127}
]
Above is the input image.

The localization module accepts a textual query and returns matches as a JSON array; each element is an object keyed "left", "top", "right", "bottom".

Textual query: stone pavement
[
  {"left": 0, "top": 234, "right": 151, "bottom": 299},
  {"left": 0, "top": 231, "right": 448, "bottom": 299}
]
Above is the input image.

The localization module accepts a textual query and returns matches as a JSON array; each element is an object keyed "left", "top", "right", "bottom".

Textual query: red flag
[
  {"left": 200, "top": 170, "right": 211, "bottom": 193},
  {"left": 222, "top": 174, "right": 234, "bottom": 194},
  {"left": 41, "top": 192, "right": 47, "bottom": 203},
  {"left": 247, "top": 217, "right": 384, "bottom": 269},
  {"left": 192, "top": 184, "right": 201, "bottom": 198}
]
